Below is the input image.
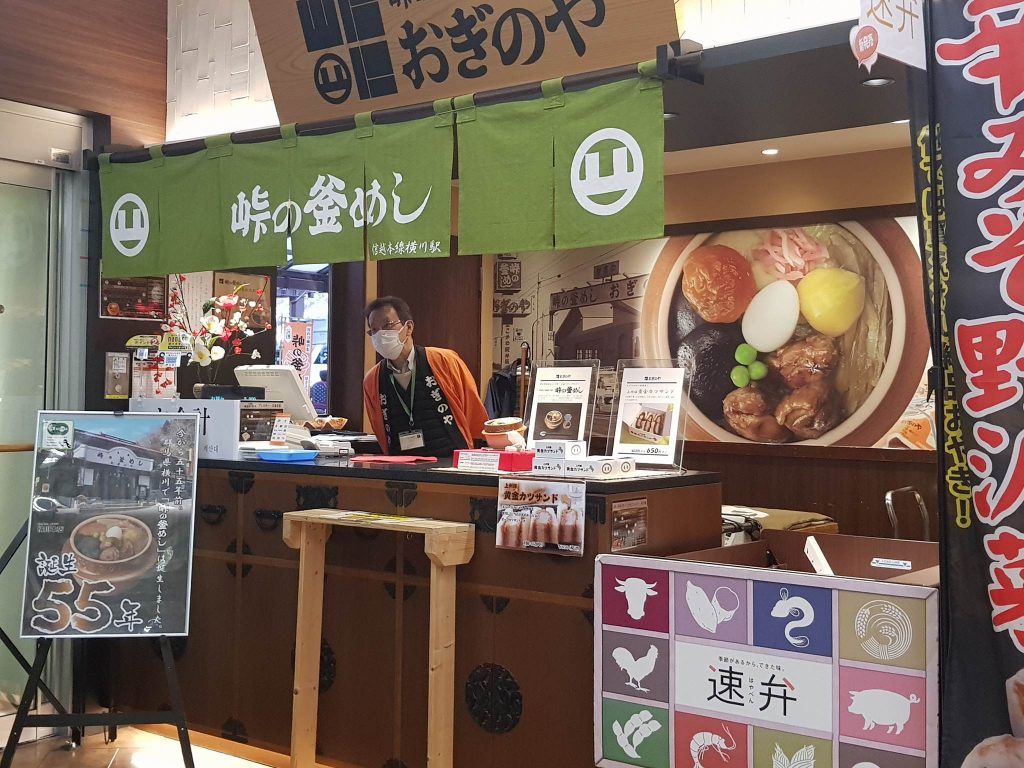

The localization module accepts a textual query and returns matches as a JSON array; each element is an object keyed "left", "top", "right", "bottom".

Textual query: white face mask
[{"left": 372, "top": 328, "right": 406, "bottom": 360}]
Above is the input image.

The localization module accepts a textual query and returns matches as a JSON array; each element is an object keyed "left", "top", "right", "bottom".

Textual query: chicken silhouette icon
[{"left": 611, "top": 645, "right": 659, "bottom": 692}]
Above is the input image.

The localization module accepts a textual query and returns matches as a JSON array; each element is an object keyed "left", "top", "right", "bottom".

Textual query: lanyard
[{"left": 390, "top": 370, "right": 417, "bottom": 426}]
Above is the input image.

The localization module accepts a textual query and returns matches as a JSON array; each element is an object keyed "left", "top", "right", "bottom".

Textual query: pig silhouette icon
[{"left": 848, "top": 689, "right": 920, "bottom": 735}]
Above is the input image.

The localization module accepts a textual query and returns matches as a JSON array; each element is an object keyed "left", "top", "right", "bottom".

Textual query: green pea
[
  {"left": 735, "top": 343, "right": 757, "bottom": 366},
  {"left": 749, "top": 361, "right": 769, "bottom": 381},
  {"left": 730, "top": 365, "right": 751, "bottom": 388}
]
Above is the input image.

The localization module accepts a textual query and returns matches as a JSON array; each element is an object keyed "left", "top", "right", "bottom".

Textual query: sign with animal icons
[
  {"left": 674, "top": 713, "right": 748, "bottom": 768},
  {"left": 593, "top": 554, "right": 938, "bottom": 767},
  {"left": 839, "top": 667, "right": 927, "bottom": 752},
  {"left": 751, "top": 729, "right": 832, "bottom": 768},
  {"left": 600, "top": 699, "right": 669, "bottom": 768},
  {"left": 838, "top": 592, "right": 928, "bottom": 670},
  {"left": 838, "top": 742, "right": 925, "bottom": 768},
  {"left": 601, "top": 565, "right": 669, "bottom": 633},
  {"left": 675, "top": 640, "right": 833, "bottom": 733},
  {"left": 753, "top": 581, "right": 833, "bottom": 657},
  {"left": 675, "top": 573, "right": 746, "bottom": 644},
  {"left": 602, "top": 632, "right": 669, "bottom": 703}
]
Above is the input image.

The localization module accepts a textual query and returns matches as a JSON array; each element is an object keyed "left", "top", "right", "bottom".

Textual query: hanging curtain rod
[{"left": 104, "top": 44, "right": 703, "bottom": 164}]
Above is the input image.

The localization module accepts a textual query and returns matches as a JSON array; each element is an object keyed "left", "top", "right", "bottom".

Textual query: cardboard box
[
  {"left": 454, "top": 449, "right": 535, "bottom": 473},
  {"left": 533, "top": 439, "right": 587, "bottom": 459},
  {"left": 564, "top": 456, "right": 636, "bottom": 480},
  {"left": 675, "top": 529, "right": 939, "bottom": 586}
]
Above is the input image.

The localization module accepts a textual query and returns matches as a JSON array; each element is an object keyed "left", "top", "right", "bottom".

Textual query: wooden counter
[{"left": 111, "top": 460, "right": 722, "bottom": 768}]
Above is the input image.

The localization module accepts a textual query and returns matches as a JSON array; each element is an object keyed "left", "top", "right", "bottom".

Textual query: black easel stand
[
  {"left": 0, "top": 636, "right": 194, "bottom": 768},
  {"left": 0, "top": 521, "right": 193, "bottom": 767},
  {"left": 0, "top": 522, "right": 67, "bottom": 724}
]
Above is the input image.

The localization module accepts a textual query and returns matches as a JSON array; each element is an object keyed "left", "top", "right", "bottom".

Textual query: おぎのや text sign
[{"left": 249, "top": 0, "right": 679, "bottom": 124}]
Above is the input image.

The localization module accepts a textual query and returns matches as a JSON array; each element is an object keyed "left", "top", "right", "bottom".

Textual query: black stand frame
[{"left": 0, "top": 522, "right": 194, "bottom": 767}]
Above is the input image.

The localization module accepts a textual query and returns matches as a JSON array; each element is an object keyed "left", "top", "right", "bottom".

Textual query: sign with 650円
[{"left": 249, "top": 0, "right": 679, "bottom": 124}]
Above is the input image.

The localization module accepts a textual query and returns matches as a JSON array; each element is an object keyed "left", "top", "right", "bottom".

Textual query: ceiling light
[
  {"left": 663, "top": 112, "right": 679, "bottom": 120},
  {"left": 761, "top": 148, "right": 779, "bottom": 156},
  {"left": 892, "top": 118, "right": 910, "bottom": 124},
  {"left": 862, "top": 76, "right": 895, "bottom": 87}
]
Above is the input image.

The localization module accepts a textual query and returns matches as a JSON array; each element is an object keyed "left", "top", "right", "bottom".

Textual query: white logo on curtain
[
  {"left": 109, "top": 193, "right": 150, "bottom": 257},
  {"left": 570, "top": 128, "right": 644, "bottom": 217}
]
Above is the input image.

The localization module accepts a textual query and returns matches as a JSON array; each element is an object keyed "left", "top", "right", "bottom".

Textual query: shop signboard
[
  {"left": 610, "top": 367, "right": 686, "bottom": 465},
  {"left": 526, "top": 363, "right": 596, "bottom": 446},
  {"left": 594, "top": 554, "right": 938, "bottom": 768},
  {"left": 496, "top": 476, "right": 586, "bottom": 556},
  {"left": 550, "top": 276, "right": 648, "bottom": 312},
  {"left": 929, "top": 3, "right": 1024, "bottom": 764},
  {"left": 249, "top": 0, "right": 678, "bottom": 124},
  {"left": 21, "top": 411, "right": 200, "bottom": 638}
]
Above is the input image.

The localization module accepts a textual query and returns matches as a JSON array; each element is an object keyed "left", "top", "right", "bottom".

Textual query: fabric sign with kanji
[
  {"left": 360, "top": 111, "right": 454, "bottom": 260},
  {"left": 288, "top": 128, "right": 366, "bottom": 265}
]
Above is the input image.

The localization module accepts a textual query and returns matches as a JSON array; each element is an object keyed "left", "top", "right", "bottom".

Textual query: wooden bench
[{"left": 283, "top": 509, "right": 475, "bottom": 768}]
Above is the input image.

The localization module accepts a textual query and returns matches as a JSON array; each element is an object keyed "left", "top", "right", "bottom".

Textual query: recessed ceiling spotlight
[
  {"left": 761, "top": 148, "right": 780, "bottom": 156},
  {"left": 862, "top": 76, "right": 895, "bottom": 87},
  {"left": 663, "top": 112, "right": 679, "bottom": 120}
]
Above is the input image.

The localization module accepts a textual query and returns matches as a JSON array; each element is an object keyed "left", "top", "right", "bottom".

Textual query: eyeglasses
[{"left": 366, "top": 320, "right": 405, "bottom": 338}]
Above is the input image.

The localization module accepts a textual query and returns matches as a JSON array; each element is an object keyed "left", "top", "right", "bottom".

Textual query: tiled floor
[{"left": 5, "top": 728, "right": 270, "bottom": 767}]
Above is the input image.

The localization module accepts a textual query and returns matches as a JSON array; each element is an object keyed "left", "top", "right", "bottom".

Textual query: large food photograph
[{"left": 641, "top": 221, "right": 928, "bottom": 446}]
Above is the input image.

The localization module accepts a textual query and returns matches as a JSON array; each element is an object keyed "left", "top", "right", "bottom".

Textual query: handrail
[{"left": 0, "top": 444, "right": 34, "bottom": 453}]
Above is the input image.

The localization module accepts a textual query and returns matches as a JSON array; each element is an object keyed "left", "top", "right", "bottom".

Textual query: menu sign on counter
[
  {"left": 611, "top": 367, "right": 686, "bottom": 465},
  {"left": 594, "top": 553, "right": 938, "bottom": 767},
  {"left": 22, "top": 411, "right": 200, "bottom": 638},
  {"left": 527, "top": 363, "right": 596, "bottom": 447},
  {"left": 496, "top": 477, "right": 585, "bottom": 557}
]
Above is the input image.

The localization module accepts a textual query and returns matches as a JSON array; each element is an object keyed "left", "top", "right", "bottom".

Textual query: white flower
[
  {"left": 192, "top": 341, "right": 212, "bottom": 367},
  {"left": 202, "top": 315, "right": 225, "bottom": 335},
  {"left": 210, "top": 345, "right": 225, "bottom": 361},
  {"left": 244, "top": 329, "right": 254, "bottom": 337},
  {"left": 251, "top": 350, "right": 261, "bottom": 360},
  {"left": 232, "top": 311, "right": 242, "bottom": 323},
  {"left": 248, "top": 300, "right": 256, "bottom": 307}
]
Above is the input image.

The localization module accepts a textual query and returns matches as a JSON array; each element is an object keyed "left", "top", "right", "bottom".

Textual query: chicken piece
[
  {"left": 961, "top": 735, "right": 1024, "bottom": 768},
  {"left": 723, "top": 385, "right": 792, "bottom": 443},
  {"left": 774, "top": 380, "right": 842, "bottom": 440},
  {"left": 766, "top": 333, "right": 838, "bottom": 389}
]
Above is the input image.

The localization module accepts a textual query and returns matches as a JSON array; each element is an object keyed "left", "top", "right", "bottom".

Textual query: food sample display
[{"left": 669, "top": 226, "right": 897, "bottom": 444}]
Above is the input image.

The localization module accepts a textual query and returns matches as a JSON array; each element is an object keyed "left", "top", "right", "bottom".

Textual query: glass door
[{"left": 0, "top": 170, "right": 58, "bottom": 742}]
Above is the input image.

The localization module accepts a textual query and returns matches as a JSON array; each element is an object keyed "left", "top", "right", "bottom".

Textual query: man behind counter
[{"left": 362, "top": 296, "right": 488, "bottom": 457}]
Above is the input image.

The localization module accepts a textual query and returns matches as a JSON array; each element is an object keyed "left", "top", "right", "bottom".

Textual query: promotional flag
[{"left": 931, "top": 2, "right": 1024, "bottom": 764}]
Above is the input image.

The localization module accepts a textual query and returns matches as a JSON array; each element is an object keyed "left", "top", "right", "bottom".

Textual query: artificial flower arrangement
[{"left": 163, "top": 274, "right": 272, "bottom": 383}]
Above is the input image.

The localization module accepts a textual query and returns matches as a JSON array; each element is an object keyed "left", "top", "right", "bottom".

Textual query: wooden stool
[{"left": 283, "top": 509, "right": 475, "bottom": 768}]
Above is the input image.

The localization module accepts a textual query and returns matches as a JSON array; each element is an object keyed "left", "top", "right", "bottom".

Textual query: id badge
[{"left": 399, "top": 430, "right": 425, "bottom": 452}]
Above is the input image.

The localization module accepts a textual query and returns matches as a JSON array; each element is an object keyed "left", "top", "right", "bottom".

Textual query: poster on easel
[
  {"left": 21, "top": 411, "right": 199, "bottom": 638},
  {"left": 525, "top": 361, "right": 598, "bottom": 448},
  {"left": 610, "top": 364, "right": 688, "bottom": 465}
]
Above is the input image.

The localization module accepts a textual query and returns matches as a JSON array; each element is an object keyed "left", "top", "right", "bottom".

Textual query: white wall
[
  {"left": 679, "top": 0, "right": 858, "bottom": 48},
  {"left": 166, "top": 0, "right": 278, "bottom": 142}
]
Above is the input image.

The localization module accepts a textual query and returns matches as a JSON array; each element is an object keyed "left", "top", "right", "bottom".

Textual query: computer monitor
[{"left": 233, "top": 365, "right": 318, "bottom": 423}]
